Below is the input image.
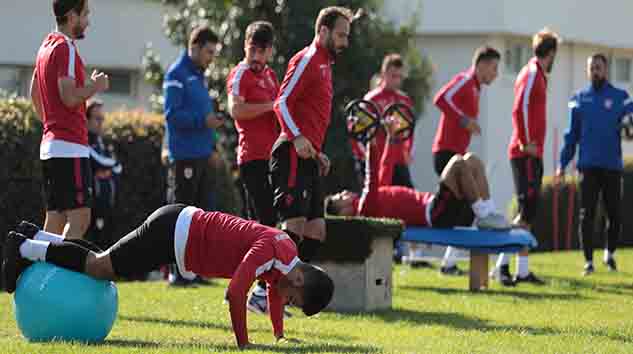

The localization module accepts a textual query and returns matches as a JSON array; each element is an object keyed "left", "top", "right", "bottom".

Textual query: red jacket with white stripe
[
  {"left": 226, "top": 62, "right": 280, "bottom": 165},
  {"left": 432, "top": 68, "right": 481, "bottom": 154},
  {"left": 184, "top": 211, "right": 299, "bottom": 347},
  {"left": 509, "top": 57, "right": 548, "bottom": 159},
  {"left": 274, "top": 40, "right": 333, "bottom": 151},
  {"left": 350, "top": 85, "right": 414, "bottom": 168}
]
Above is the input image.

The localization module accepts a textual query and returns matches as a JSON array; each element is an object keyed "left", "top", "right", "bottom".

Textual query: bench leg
[{"left": 469, "top": 252, "right": 489, "bottom": 291}]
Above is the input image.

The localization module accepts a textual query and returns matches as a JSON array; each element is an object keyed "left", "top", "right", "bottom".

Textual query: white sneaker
[
  {"left": 476, "top": 213, "right": 511, "bottom": 230},
  {"left": 247, "top": 293, "right": 268, "bottom": 315}
]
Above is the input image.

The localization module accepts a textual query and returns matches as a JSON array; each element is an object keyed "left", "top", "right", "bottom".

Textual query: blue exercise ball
[{"left": 13, "top": 262, "right": 118, "bottom": 342}]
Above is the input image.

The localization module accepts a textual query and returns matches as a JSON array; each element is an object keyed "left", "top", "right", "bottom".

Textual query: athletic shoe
[
  {"left": 2, "top": 232, "right": 29, "bottom": 294},
  {"left": 193, "top": 276, "right": 213, "bottom": 286},
  {"left": 490, "top": 264, "right": 515, "bottom": 287},
  {"left": 513, "top": 272, "right": 545, "bottom": 285},
  {"left": 604, "top": 258, "right": 617, "bottom": 272},
  {"left": 15, "top": 221, "right": 40, "bottom": 239},
  {"left": 247, "top": 293, "right": 268, "bottom": 315},
  {"left": 476, "top": 213, "right": 512, "bottom": 231},
  {"left": 582, "top": 263, "right": 595, "bottom": 276},
  {"left": 247, "top": 293, "right": 293, "bottom": 318},
  {"left": 440, "top": 265, "right": 464, "bottom": 276}
]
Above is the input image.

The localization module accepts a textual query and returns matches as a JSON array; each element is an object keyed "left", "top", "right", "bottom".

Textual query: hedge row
[
  {"left": 0, "top": 97, "right": 241, "bottom": 241},
  {"left": 508, "top": 160, "right": 633, "bottom": 252}
]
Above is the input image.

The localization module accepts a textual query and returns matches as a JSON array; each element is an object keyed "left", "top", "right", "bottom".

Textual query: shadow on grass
[
  {"left": 99, "top": 338, "right": 380, "bottom": 353},
  {"left": 398, "top": 285, "right": 588, "bottom": 301},
  {"left": 546, "top": 275, "right": 633, "bottom": 296},
  {"left": 120, "top": 315, "right": 353, "bottom": 341}
]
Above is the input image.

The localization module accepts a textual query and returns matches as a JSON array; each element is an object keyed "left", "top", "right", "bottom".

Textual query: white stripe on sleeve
[
  {"left": 521, "top": 63, "right": 538, "bottom": 143},
  {"left": 66, "top": 42, "right": 76, "bottom": 79},
  {"left": 230, "top": 64, "right": 249, "bottom": 97},
  {"left": 444, "top": 73, "right": 471, "bottom": 117},
  {"left": 277, "top": 45, "right": 318, "bottom": 137},
  {"left": 163, "top": 80, "right": 184, "bottom": 89}
]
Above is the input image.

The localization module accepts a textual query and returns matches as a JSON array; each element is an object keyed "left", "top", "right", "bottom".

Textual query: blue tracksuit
[
  {"left": 163, "top": 52, "right": 215, "bottom": 160},
  {"left": 560, "top": 83, "right": 633, "bottom": 171}
]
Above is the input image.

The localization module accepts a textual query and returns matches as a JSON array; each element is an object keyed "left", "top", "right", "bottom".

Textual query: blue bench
[{"left": 401, "top": 227, "right": 538, "bottom": 291}]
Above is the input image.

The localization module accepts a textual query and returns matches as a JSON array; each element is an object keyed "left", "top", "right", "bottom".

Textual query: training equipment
[
  {"left": 402, "top": 227, "right": 537, "bottom": 291},
  {"left": 382, "top": 102, "right": 416, "bottom": 143},
  {"left": 13, "top": 262, "right": 118, "bottom": 342},
  {"left": 345, "top": 99, "right": 382, "bottom": 143}
]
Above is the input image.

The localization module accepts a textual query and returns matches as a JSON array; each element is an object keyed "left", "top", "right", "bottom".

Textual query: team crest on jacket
[
  {"left": 184, "top": 167, "right": 194, "bottom": 179},
  {"left": 605, "top": 99, "right": 613, "bottom": 110}
]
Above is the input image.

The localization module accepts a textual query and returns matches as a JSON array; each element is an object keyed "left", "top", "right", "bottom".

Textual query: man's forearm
[
  {"left": 59, "top": 81, "right": 97, "bottom": 108},
  {"left": 231, "top": 101, "right": 274, "bottom": 120}
]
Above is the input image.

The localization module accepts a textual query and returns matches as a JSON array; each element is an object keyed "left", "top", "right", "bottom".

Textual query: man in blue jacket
[
  {"left": 557, "top": 53, "right": 633, "bottom": 276},
  {"left": 163, "top": 26, "right": 223, "bottom": 286}
]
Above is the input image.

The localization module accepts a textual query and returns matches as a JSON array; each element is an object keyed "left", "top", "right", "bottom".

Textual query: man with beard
[
  {"left": 557, "top": 54, "right": 633, "bottom": 276},
  {"left": 226, "top": 21, "right": 281, "bottom": 314},
  {"left": 493, "top": 28, "right": 560, "bottom": 286},
  {"left": 162, "top": 26, "right": 223, "bottom": 286},
  {"left": 31, "top": 0, "right": 109, "bottom": 240},
  {"left": 271, "top": 7, "right": 352, "bottom": 265}
]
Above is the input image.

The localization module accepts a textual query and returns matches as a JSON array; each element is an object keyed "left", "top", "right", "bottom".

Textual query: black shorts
[
  {"left": 510, "top": 156, "right": 544, "bottom": 224},
  {"left": 108, "top": 204, "right": 185, "bottom": 278},
  {"left": 167, "top": 158, "right": 211, "bottom": 207},
  {"left": 392, "top": 164, "right": 414, "bottom": 188},
  {"left": 433, "top": 150, "right": 457, "bottom": 177},
  {"left": 270, "top": 138, "right": 324, "bottom": 221},
  {"left": 429, "top": 183, "right": 474, "bottom": 228},
  {"left": 240, "top": 159, "right": 276, "bottom": 227},
  {"left": 42, "top": 157, "right": 93, "bottom": 212}
]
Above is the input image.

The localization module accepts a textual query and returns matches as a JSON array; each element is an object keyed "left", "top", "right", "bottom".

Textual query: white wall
[{"left": 0, "top": 0, "right": 180, "bottom": 110}]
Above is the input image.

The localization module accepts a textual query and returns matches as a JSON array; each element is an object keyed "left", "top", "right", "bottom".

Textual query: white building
[
  {"left": 0, "top": 0, "right": 180, "bottom": 110},
  {"left": 384, "top": 0, "right": 633, "bottom": 210}
]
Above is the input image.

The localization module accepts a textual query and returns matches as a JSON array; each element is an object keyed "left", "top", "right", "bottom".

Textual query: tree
[{"left": 144, "top": 0, "right": 432, "bottom": 194}]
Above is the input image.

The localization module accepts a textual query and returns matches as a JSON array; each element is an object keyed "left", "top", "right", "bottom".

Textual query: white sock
[
  {"left": 517, "top": 256, "right": 529, "bottom": 277},
  {"left": 442, "top": 247, "right": 457, "bottom": 268},
  {"left": 19, "top": 239, "right": 50, "bottom": 262},
  {"left": 253, "top": 283, "right": 267, "bottom": 297},
  {"left": 471, "top": 199, "right": 490, "bottom": 218},
  {"left": 604, "top": 250, "right": 614, "bottom": 262},
  {"left": 34, "top": 230, "right": 65, "bottom": 244},
  {"left": 586, "top": 260, "right": 594, "bottom": 267},
  {"left": 484, "top": 199, "right": 497, "bottom": 214},
  {"left": 495, "top": 253, "right": 510, "bottom": 268}
]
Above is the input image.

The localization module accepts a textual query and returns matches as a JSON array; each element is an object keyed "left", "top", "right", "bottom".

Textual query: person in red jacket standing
[
  {"left": 351, "top": 54, "right": 415, "bottom": 188},
  {"left": 431, "top": 46, "right": 501, "bottom": 275},
  {"left": 32, "top": 0, "right": 109, "bottom": 240},
  {"left": 493, "top": 28, "right": 560, "bottom": 286},
  {"left": 271, "top": 7, "right": 352, "bottom": 264}
]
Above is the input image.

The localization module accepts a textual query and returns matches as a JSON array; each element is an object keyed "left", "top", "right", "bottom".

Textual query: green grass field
[{"left": 2, "top": 250, "right": 633, "bottom": 354}]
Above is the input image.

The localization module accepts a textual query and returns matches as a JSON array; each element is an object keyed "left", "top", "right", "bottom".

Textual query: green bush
[
  {"left": 0, "top": 98, "right": 241, "bottom": 241},
  {"left": 508, "top": 160, "right": 633, "bottom": 252}
]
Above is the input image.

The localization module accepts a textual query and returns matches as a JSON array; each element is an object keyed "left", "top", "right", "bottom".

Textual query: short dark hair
[
  {"left": 86, "top": 99, "right": 104, "bottom": 120},
  {"left": 381, "top": 53, "right": 404, "bottom": 73},
  {"left": 532, "top": 28, "right": 560, "bottom": 58},
  {"left": 589, "top": 53, "right": 609, "bottom": 66},
  {"left": 315, "top": 6, "right": 353, "bottom": 35},
  {"left": 245, "top": 21, "right": 274, "bottom": 48},
  {"left": 189, "top": 26, "right": 219, "bottom": 50},
  {"left": 300, "top": 263, "right": 334, "bottom": 316},
  {"left": 324, "top": 195, "right": 340, "bottom": 216},
  {"left": 53, "top": 0, "right": 86, "bottom": 25},
  {"left": 473, "top": 45, "right": 501, "bottom": 66}
]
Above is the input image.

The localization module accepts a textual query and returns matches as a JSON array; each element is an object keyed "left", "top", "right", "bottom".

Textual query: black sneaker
[
  {"left": 604, "top": 258, "right": 617, "bottom": 272},
  {"left": 15, "top": 221, "right": 40, "bottom": 239},
  {"left": 193, "top": 276, "right": 213, "bottom": 286},
  {"left": 513, "top": 272, "right": 545, "bottom": 285},
  {"left": 583, "top": 263, "right": 595, "bottom": 276},
  {"left": 440, "top": 265, "right": 464, "bottom": 276},
  {"left": 491, "top": 264, "right": 515, "bottom": 287},
  {"left": 2, "top": 232, "right": 29, "bottom": 294}
]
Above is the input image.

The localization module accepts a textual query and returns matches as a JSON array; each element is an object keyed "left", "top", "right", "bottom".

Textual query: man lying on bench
[{"left": 327, "top": 130, "right": 544, "bottom": 285}]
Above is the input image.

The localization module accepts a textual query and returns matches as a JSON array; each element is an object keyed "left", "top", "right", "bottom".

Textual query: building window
[
  {"left": 107, "top": 70, "right": 135, "bottom": 96},
  {"left": 0, "top": 66, "right": 23, "bottom": 95},
  {"left": 504, "top": 42, "right": 531, "bottom": 75},
  {"left": 614, "top": 57, "right": 632, "bottom": 83}
]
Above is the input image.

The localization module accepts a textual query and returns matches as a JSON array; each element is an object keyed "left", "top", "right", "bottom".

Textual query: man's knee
[
  {"left": 64, "top": 207, "right": 91, "bottom": 238},
  {"left": 304, "top": 218, "right": 326, "bottom": 241},
  {"left": 282, "top": 217, "right": 307, "bottom": 235},
  {"left": 85, "top": 252, "right": 115, "bottom": 280}
]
